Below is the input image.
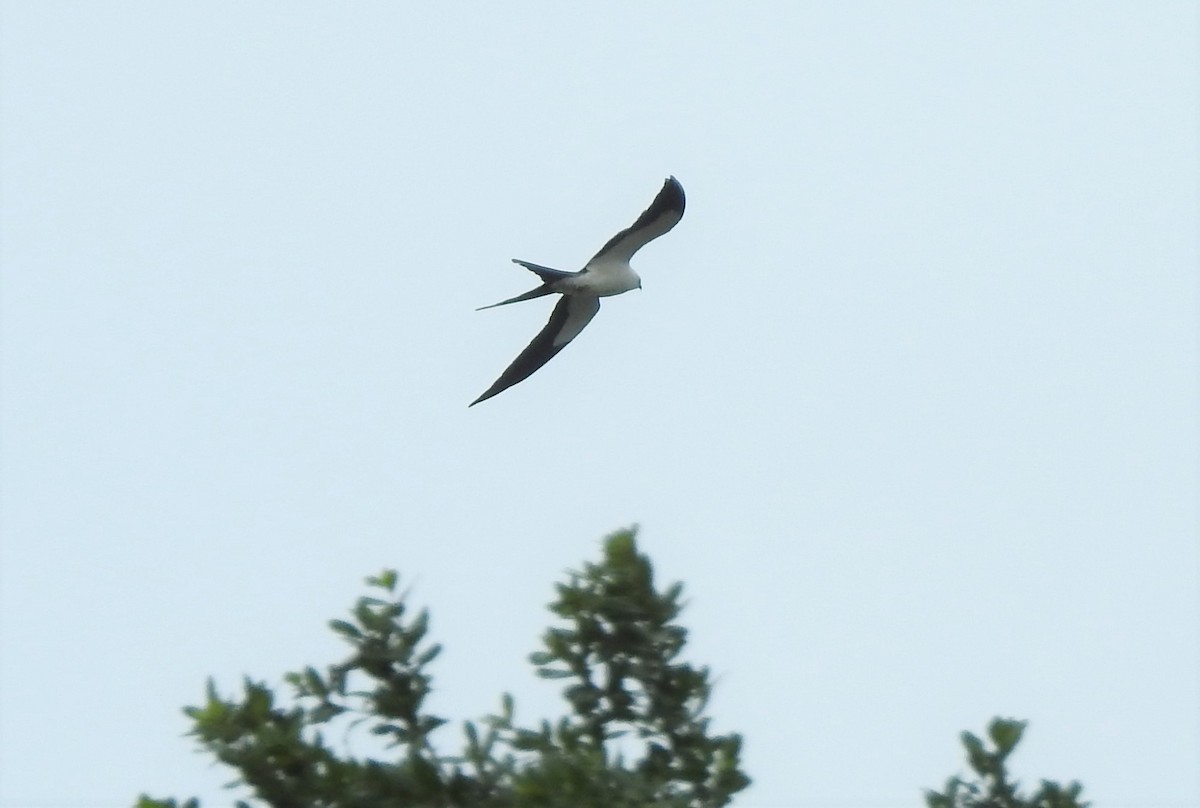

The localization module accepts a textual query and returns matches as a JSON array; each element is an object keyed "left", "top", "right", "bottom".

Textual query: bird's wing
[
  {"left": 470, "top": 295, "right": 602, "bottom": 406},
  {"left": 586, "top": 176, "right": 686, "bottom": 266}
]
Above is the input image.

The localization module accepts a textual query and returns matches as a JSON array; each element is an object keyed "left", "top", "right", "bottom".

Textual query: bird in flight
[{"left": 470, "top": 176, "right": 686, "bottom": 406}]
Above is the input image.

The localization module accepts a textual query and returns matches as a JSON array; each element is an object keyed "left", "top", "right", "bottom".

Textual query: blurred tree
[
  {"left": 925, "top": 718, "right": 1088, "bottom": 808},
  {"left": 136, "top": 528, "right": 1089, "bottom": 808},
  {"left": 137, "top": 528, "right": 749, "bottom": 808}
]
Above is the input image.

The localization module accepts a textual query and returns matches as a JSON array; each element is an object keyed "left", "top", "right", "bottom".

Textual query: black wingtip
[
  {"left": 469, "top": 386, "right": 501, "bottom": 407},
  {"left": 636, "top": 176, "right": 685, "bottom": 227},
  {"left": 663, "top": 176, "right": 685, "bottom": 211}
]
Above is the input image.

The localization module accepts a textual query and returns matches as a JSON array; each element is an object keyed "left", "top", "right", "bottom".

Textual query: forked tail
[
  {"left": 476, "top": 259, "right": 578, "bottom": 310},
  {"left": 476, "top": 284, "right": 555, "bottom": 310},
  {"left": 511, "top": 259, "right": 575, "bottom": 282}
]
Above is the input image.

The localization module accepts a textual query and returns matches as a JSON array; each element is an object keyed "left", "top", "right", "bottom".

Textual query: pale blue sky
[{"left": 1, "top": 3, "right": 1197, "bottom": 807}]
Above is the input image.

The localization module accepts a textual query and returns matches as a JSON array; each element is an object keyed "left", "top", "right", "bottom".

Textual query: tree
[
  {"left": 137, "top": 528, "right": 750, "bottom": 808},
  {"left": 925, "top": 718, "right": 1088, "bottom": 808},
  {"left": 137, "top": 527, "right": 1089, "bottom": 808}
]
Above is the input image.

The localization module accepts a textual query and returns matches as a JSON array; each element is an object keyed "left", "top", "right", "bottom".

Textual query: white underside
[{"left": 558, "top": 258, "right": 641, "bottom": 297}]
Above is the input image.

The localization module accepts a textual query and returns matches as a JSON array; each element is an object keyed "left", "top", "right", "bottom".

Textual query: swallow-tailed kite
[{"left": 470, "top": 176, "right": 685, "bottom": 406}]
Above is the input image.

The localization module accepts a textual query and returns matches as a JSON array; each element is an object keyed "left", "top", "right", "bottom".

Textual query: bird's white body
[
  {"left": 557, "top": 259, "right": 641, "bottom": 297},
  {"left": 471, "top": 176, "right": 685, "bottom": 406}
]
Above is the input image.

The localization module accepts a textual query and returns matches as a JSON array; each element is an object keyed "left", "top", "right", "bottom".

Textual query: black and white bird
[{"left": 471, "top": 176, "right": 685, "bottom": 406}]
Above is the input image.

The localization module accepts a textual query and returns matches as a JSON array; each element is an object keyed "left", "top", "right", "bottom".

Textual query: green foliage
[
  {"left": 137, "top": 528, "right": 750, "bottom": 808},
  {"left": 137, "top": 529, "right": 1090, "bottom": 808},
  {"left": 925, "top": 718, "right": 1089, "bottom": 808}
]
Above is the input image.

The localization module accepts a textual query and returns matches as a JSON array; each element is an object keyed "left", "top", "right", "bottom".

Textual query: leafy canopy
[
  {"left": 926, "top": 718, "right": 1088, "bottom": 808},
  {"left": 136, "top": 528, "right": 1088, "bottom": 808},
  {"left": 138, "top": 528, "right": 749, "bottom": 808}
]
